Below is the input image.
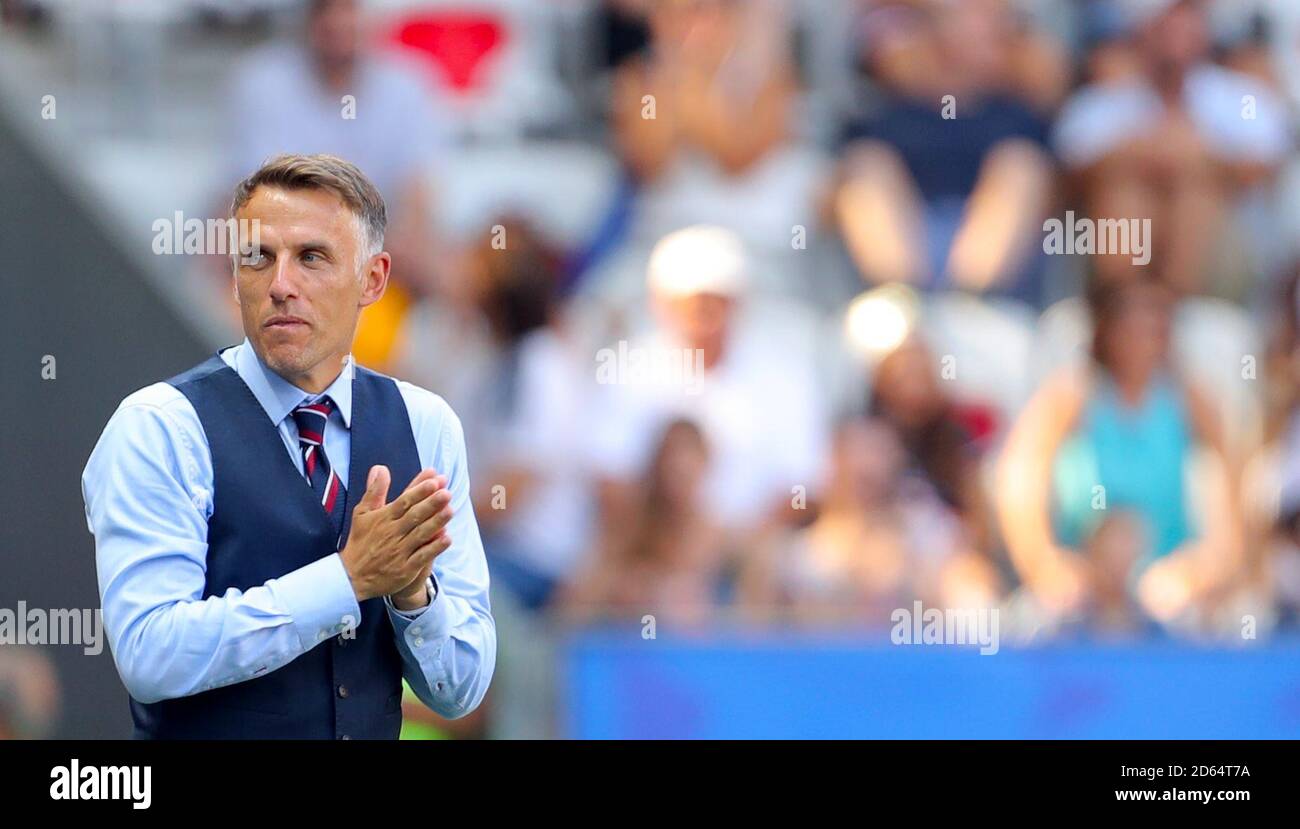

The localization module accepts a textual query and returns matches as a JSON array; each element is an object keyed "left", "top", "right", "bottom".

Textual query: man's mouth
[{"left": 264, "top": 315, "right": 309, "bottom": 330}]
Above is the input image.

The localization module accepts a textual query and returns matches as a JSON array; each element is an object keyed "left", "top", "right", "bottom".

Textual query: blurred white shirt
[
  {"left": 224, "top": 43, "right": 448, "bottom": 205},
  {"left": 492, "top": 328, "right": 598, "bottom": 579},
  {"left": 1053, "top": 63, "right": 1290, "bottom": 169},
  {"left": 585, "top": 311, "right": 828, "bottom": 530}
]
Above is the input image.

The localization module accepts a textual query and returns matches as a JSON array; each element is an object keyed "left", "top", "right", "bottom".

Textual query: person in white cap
[
  {"left": 645, "top": 225, "right": 749, "bottom": 376},
  {"left": 584, "top": 225, "right": 828, "bottom": 552}
]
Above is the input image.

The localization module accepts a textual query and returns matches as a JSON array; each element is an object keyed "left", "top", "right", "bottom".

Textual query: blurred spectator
[
  {"left": 585, "top": 225, "right": 828, "bottom": 545},
  {"left": 1053, "top": 0, "right": 1290, "bottom": 296},
  {"left": 1265, "top": 422, "right": 1300, "bottom": 628},
  {"left": 869, "top": 334, "right": 995, "bottom": 552},
  {"left": 396, "top": 218, "right": 541, "bottom": 459},
  {"left": 1263, "top": 261, "right": 1300, "bottom": 438},
  {"left": 1259, "top": 263, "right": 1300, "bottom": 627},
  {"left": 835, "top": 0, "right": 1058, "bottom": 300},
  {"left": 854, "top": 0, "right": 1071, "bottom": 113},
  {"left": 612, "top": 0, "right": 793, "bottom": 179},
  {"left": 1079, "top": 512, "right": 1162, "bottom": 636},
  {"left": 0, "top": 647, "right": 59, "bottom": 739},
  {"left": 997, "top": 276, "right": 1244, "bottom": 632},
  {"left": 402, "top": 219, "right": 599, "bottom": 612},
  {"left": 223, "top": 0, "right": 449, "bottom": 369},
  {"left": 1075, "top": 0, "right": 1145, "bottom": 86},
  {"left": 561, "top": 419, "right": 728, "bottom": 625},
  {"left": 608, "top": 0, "right": 824, "bottom": 261},
  {"left": 739, "top": 415, "right": 1000, "bottom": 624}
]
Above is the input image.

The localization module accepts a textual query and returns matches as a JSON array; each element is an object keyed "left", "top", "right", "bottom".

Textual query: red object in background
[
  {"left": 951, "top": 401, "right": 1000, "bottom": 449},
  {"left": 389, "top": 12, "right": 506, "bottom": 95}
]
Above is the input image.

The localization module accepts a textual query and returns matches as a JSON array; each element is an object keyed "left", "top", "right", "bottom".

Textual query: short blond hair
[{"left": 231, "top": 153, "right": 387, "bottom": 258}]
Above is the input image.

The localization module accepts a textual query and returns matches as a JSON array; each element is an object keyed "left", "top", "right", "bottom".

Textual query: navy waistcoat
[{"left": 129, "top": 353, "right": 420, "bottom": 739}]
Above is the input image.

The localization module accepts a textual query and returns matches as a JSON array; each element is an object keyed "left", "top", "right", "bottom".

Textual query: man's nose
[{"left": 268, "top": 258, "right": 298, "bottom": 301}]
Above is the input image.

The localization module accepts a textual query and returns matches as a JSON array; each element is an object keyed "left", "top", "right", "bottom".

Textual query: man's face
[
  {"left": 308, "top": 0, "right": 362, "bottom": 69},
  {"left": 664, "top": 292, "right": 734, "bottom": 348},
  {"left": 875, "top": 337, "right": 943, "bottom": 427},
  {"left": 234, "top": 186, "right": 386, "bottom": 387},
  {"left": 1144, "top": 1, "right": 1208, "bottom": 70},
  {"left": 934, "top": 0, "right": 1009, "bottom": 82}
]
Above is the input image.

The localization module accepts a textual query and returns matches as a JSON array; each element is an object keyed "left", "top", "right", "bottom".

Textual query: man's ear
[{"left": 359, "top": 251, "right": 391, "bottom": 309}]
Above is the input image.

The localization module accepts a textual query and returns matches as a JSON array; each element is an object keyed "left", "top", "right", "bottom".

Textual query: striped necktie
[{"left": 291, "top": 397, "right": 347, "bottom": 545}]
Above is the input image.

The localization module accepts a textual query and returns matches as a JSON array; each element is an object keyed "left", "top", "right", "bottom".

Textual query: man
[
  {"left": 82, "top": 154, "right": 495, "bottom": 739},
  {"left": 585, "top": 225, "right": 827, "bottom": 535}
]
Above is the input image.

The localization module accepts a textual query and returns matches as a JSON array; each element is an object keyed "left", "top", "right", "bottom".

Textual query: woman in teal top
[
  {"left": 997, "top": 277, "right": 1241, "bottom": 625},
  {"left": 1053, "top": 371, "right": 1194, "bottom": 566}
]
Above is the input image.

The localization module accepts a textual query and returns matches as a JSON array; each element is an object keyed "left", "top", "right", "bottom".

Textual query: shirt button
[
  {"left": 337, "top": 685, "right": 350, "bottom": 699},
  {"left": 411, "top": 627, "right": 422, "bottom": 636},
  {"left": 413, "top": 637, "right": 425, "bottom": 647}
]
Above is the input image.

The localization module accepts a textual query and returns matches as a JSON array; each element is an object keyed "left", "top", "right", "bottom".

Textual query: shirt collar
[{"left": 230, "top": 339, "right": 354, "bottom": 428}]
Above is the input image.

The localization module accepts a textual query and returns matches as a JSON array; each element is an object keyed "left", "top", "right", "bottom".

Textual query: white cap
[{"left": 647, "top": 225, "right": 748, "bottom": 298}]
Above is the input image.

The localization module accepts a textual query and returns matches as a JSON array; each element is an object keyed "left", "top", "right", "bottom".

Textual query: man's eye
[
  {"left": 302, "top": 252, "right": 322, "bottom": 264},
  {"left": 241, "top": 252, "right": 267, "bottom": 267}
]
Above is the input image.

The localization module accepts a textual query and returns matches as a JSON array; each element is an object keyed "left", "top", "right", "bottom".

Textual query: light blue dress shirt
[{"left": 82, "top": 340, "right": 495, "bottom": 719}]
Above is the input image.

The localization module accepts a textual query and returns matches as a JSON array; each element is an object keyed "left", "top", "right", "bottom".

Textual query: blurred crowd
[{"left": 8, "top": 0, "right": 1300, "bottom": 734}]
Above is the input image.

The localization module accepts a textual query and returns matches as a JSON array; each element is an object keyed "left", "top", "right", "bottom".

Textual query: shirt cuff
[
  {"left": 271, "top": 553, "right": 362, "bottom": 651},
  {"left": 385, "top": 573, "right": 455, "bottom": 648},
  {"left": 384, "top": 576, "right": 437, "bottom": 619}
]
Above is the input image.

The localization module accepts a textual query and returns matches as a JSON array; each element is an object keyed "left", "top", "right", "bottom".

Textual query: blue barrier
[{"left": 562, "top": 628, "right": 1300, "bottom": 738}]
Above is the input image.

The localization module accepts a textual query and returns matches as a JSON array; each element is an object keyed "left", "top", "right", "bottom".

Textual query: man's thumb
[{"left": 360, "top": 465, "right": 390, "bottom": 510}]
